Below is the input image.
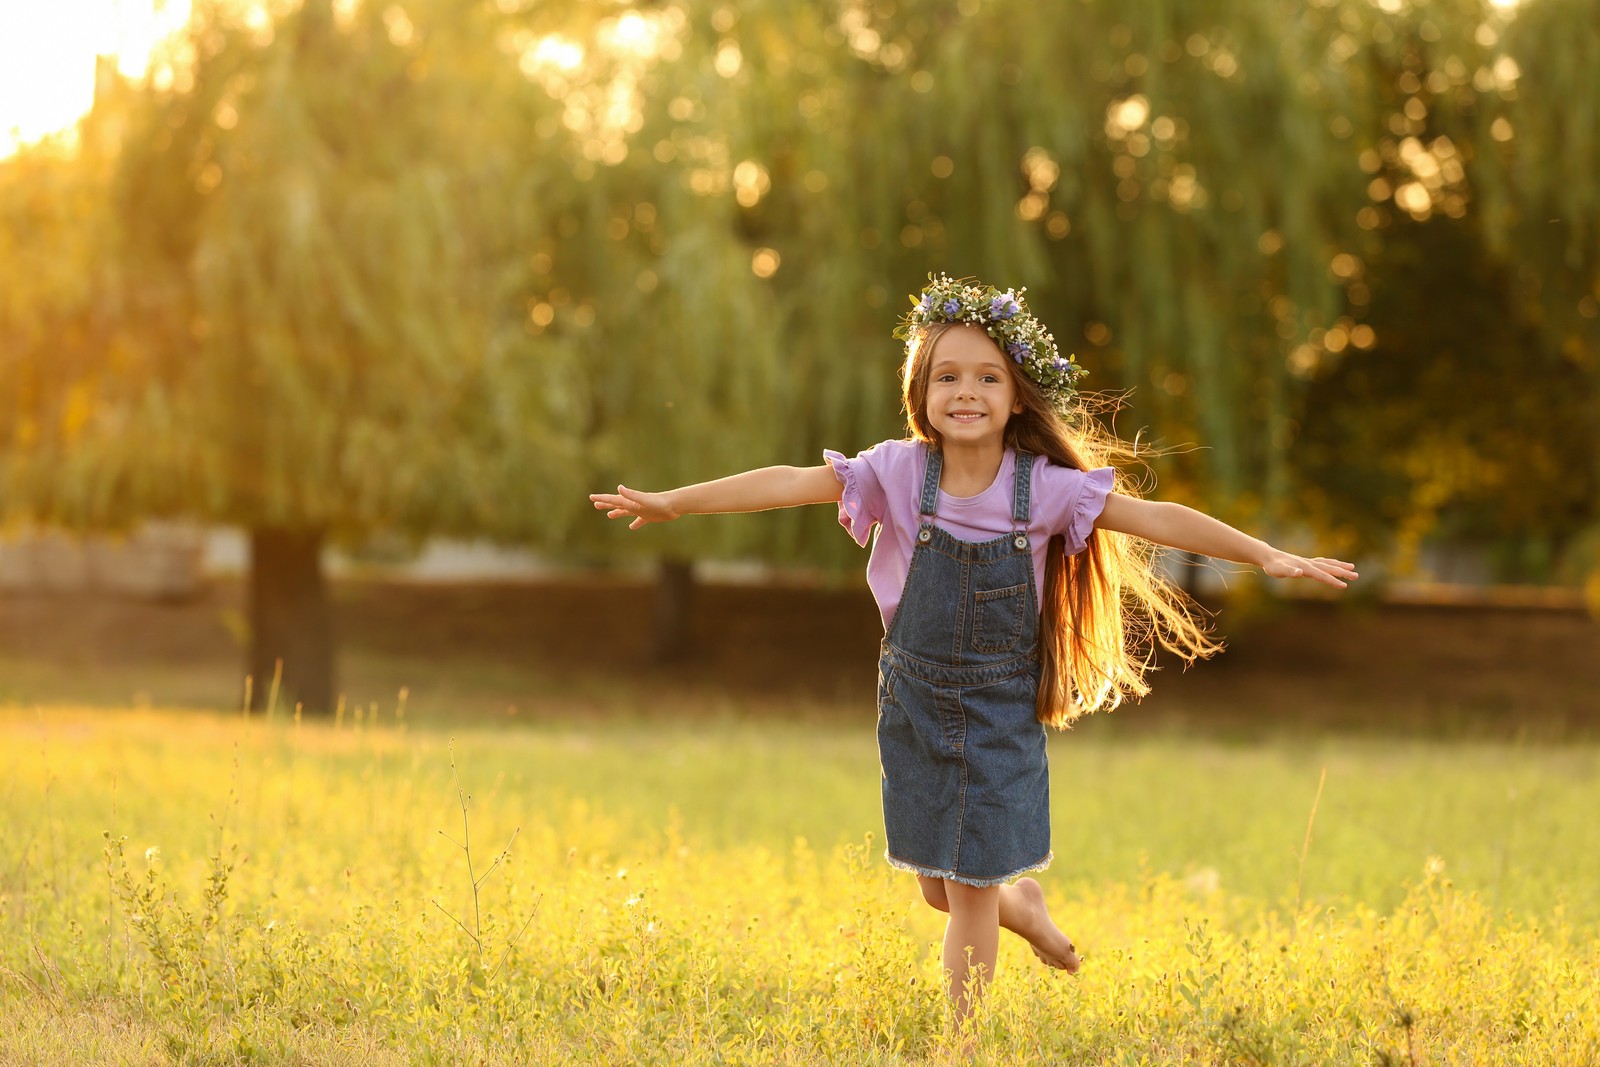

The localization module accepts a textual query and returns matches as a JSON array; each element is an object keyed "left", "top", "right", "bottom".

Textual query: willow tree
[
  {"left": 2, "top": 0, "right": 575, "bottom": 711},
  {"left": 1479, "top": 0, "right": 1600, "bottom": 591},
  {"left": 491, "top": 2, "right": 848, "bottom": 658},
  {"left": 0, "top": 114, "right": 124, "bottom": 537},
  {"left": 1479, "top": 0, "right": 1600, "bottom": 345},
  {"left": 517, "top": 0, "right": 1382, "bottom": 588},
  {"left": 528, "top": 0, "right": 1598, "bottom": 590},
  {"left": 1204, "top": 0, "right": 1600, "bottom": 578}
]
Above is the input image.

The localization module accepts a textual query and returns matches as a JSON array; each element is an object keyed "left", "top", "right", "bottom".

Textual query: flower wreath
[{"left": 894, "top": 272, "right": 1084, "bottom": 408}]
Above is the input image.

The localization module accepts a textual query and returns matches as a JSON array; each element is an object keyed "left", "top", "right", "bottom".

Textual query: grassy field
[{"left": 3, "top": 699, "right": 1598, "bottom": 1065}]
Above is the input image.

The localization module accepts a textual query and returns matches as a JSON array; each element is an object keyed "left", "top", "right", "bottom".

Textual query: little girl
[{"left": 590, "top": 273, "right": 1357, "bottom": 1026}]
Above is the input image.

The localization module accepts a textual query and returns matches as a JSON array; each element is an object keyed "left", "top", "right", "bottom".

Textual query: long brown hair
[{"left": 902, "top": 323, "right": 1221, "bottom": 727}]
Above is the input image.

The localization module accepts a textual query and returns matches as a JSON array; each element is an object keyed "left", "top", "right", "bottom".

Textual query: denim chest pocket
[{"left": 970, "top": 583, "right": 1028, "bottom": 653}]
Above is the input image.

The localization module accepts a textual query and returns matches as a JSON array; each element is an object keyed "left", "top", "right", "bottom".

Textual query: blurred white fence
[
  {"left": 0, "top": 524, "right": 1585, "bottom": 611},
  {"left": 0, "top": 523, "right": 205, "bottom": 599}
]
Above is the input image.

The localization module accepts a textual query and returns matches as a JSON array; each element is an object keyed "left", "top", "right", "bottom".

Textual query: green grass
[{"left": 2, "top": 702, "right": 1598, "bottom": 1064}]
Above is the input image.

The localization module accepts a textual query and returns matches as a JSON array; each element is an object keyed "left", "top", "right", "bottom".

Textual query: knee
[
  {"left": 943, "top": 880, "right": 1000, "bottom": 915},
  {"left": 918, "top": 877, "right": 950, "bottom": 912}
]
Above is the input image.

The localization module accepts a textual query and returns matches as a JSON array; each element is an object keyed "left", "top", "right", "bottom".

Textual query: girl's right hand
[{"left": 589, "top": 485, "right": 679, "bottom": 530}]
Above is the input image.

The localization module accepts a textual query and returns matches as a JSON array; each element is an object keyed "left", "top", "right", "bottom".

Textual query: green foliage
[
  {"left": 3, "top": 706, "right": 1600, "bottom": 1063},
  {"left": 570, "top": 0, "right": 1378, "bottom": 550},
  {"left": 3, "top": 0, "right": 582, "bottom": 543},
  {"left": 1292, "top": 213, "right": 1598, "bottom": 575},
  {"left": 1480, "top": 0, "right": 1600, "bottom": 294},
  {"left": 0, "top": 110, "right": 130, "bottom": 527},
  {"left": 1, "top": 0, "right": 1597, "bottom": 577}
]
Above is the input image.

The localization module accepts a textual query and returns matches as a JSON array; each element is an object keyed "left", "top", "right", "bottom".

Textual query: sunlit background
[
  {"left": 1, "top": 0, "right": 1595, "bottom": 714},
  {"left": 3, "top": 2, "right": 1599, "bottom": 1062},
  {"left": 0, "top": 0, "right": 191, "bottom": 157}
]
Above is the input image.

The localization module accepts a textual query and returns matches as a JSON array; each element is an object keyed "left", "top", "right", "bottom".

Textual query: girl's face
[{"left": 922, "top": 325, "right": 1023, "bottom": 449}]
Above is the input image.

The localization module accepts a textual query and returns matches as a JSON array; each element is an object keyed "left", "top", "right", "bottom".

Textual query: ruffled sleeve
[
  {"left": 824, "top": 447, "right": 885, "bottom": 547},
  {"left": 1065, "top": 466, "right": 1117, "bottom": 554}
]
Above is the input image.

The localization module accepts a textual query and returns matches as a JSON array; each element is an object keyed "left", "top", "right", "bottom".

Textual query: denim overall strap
[
  {"left": 916, "top": 446, "right": 942, "bottom": 544},
  {"left": 1012, "top": 451, "right": 1036, "bottom": 535}
]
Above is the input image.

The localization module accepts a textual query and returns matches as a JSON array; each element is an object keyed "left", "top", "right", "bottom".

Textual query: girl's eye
[
  {"left": 982, "top": 375, "right": 1000, "bottom": 383},
  {"left": 936, "top": 374, "right": 956, "bottom": 382}
]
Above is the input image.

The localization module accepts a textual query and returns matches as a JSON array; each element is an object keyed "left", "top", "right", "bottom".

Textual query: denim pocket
[{"left": 971, "top": 583, "right": 1028, "bottom": 653}]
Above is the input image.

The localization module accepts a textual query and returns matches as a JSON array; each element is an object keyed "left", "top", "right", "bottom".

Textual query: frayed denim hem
[{"left": 884, "top": 849, "right": 1054, "bottom": 888}]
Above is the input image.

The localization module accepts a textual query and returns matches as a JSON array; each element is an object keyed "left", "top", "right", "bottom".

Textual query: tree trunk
[
  {"left": 652, "top": 556, "right": 695, "bottom": 663},
  {"left": 247, "top": 525, "right": 334, "bottom": 714}
]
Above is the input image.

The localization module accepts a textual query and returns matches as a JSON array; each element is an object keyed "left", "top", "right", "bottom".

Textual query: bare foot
[{"left": 1004, "top": 877, "right": 1081, "bottom": 973}]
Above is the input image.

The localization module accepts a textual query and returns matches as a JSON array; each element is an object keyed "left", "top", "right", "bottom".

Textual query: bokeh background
[
  {"left": 1, "top": 0, "right": 1596, "bottom": 724},
  {"left": 4, "top": 5, "right": 1600, "bottom": 1062}
]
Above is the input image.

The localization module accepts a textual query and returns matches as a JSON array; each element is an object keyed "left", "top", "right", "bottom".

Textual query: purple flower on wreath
[
  {"left": 918, "top": 291, "right": 935, "bottom": 314},
  {"left": 1007, "top": 340, "right": 1033, "bottom": 363},
  {"left": 942, "top": 298, "right": 962, "bottom": 317},
  {"left": 990, "top": 293, "right": 1020, "bottom": 320}
]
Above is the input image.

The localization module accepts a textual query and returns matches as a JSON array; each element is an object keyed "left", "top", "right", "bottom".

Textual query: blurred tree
[
  {"left": 497, "top": 0, "right": 1600, "bottom": 614},
  {"left": 1477, "top": 0, "right": 1600, "bottom": 598},
  {"left": 2, "top": 0, "right": 579, "bottom": 711},
  {"left": 1284, "top": 0, "right": 1598, "bottom": 581},
  {"left": 1293, "top": 213, "right": 1596, "bottom": 577},
  {"left": 7, "top": 0, "right": 1598, "bottom": 695},
  {"left": 535, "top": 0, "right": 1381, "bottom": 586},
  {"left": 0, "top": 106, "right": 122, "bottom": 544}
]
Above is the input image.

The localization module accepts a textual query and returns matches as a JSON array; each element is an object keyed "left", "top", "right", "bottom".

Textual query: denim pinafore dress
[{"left": 876, "top": 445, "right": 1052, "bottom": 888}]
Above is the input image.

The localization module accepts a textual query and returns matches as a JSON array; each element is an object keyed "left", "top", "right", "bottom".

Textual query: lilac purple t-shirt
[{"left": 825, "top": 439, "right": 1116, "bottom": 629}]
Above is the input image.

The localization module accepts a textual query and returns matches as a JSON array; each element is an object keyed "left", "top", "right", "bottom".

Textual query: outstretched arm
[
  {"left": 1095, "top": 493, "right": 1358, "bottom": 589},
  {"left": 590, "top": 464, "right": 844, "bottom": 530}
]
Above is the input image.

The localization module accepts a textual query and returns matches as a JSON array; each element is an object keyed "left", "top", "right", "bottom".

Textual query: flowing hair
[{"left": 901, "top": 323, "right": 1222, "bottom": 727}]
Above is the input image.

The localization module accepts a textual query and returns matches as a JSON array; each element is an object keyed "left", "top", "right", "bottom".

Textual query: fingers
[
  {"left": 589, "top": 493, "right": 641, "bottom": 524},
  {"left": 1316, "top": 558, "right": 1360, "bottom": 578},
  {"left": 1303, "top": 559, "right": 1353, "bottom": 589},
  {"left": 590, "top": 488, "right": 638, "bottom": 507},
  {"left": 589, "top": 486, "right": 661, "bottom": 530},
  {"left": 1271, "top": 554, "right": 1359, "bottom": 588}
]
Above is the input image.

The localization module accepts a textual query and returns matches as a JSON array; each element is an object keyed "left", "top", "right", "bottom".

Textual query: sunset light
[
  {"left": 0, "top": 0, "right": 190, "bottom": 158},
  {"left": 3, "top": 0, "right": 1598, "bottom": 1061}
]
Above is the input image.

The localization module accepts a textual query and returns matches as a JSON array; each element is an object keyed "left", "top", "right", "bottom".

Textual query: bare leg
[
  {"left": 941, "top": 880, "right": 1000, "bottom": 1027},
  {"left": 918, "top": 875, "right": 1080, "bottom": 974},
  {"left": 918, "top": 875, "right": 950, "bottom": 911}
]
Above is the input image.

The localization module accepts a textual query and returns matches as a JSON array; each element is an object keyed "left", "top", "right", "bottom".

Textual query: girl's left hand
[{"left": 1263, "top": 553, "right": 1359, "bottom": 589}]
